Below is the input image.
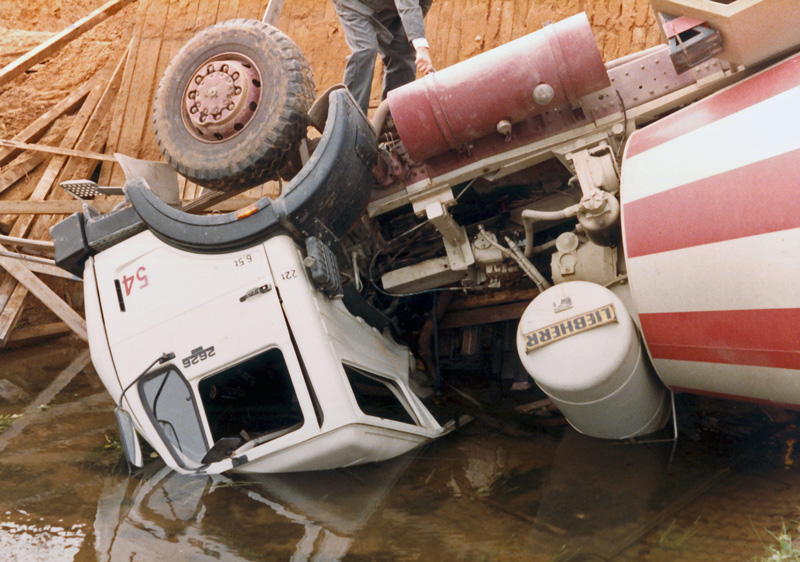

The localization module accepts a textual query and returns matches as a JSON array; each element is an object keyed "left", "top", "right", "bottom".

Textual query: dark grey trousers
[{"left": 332, "top": 0, "right": 418, "bottom": 114}]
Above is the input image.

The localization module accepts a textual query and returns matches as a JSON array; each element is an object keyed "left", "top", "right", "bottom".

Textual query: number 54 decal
[
  {"left": 113, "top": 266, "right": 150, "bottom": 312},
  {"left": 121, "top": 266, "right": 149, "bottom": 296}
]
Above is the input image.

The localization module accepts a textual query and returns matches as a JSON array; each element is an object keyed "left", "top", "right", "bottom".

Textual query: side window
[
  {"left": 344, "top": 365, "right": 419, "bottom": 426},
  {"left": 199, "top": 348, "right": 304, "bottom": 443},
  {"left": 140, "top": 368, "right": 208, "bottom": 468}
]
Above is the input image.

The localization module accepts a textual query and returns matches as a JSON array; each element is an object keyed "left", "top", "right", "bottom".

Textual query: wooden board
[
  {"left": 0, "top": 250, "right": 88, "bottom": 342},
  {"left": 0, "top": 0, "right": 136, "bottom": 88}
]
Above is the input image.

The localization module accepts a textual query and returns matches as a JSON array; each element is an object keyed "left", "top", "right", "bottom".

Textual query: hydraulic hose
[{"left": 521, "top": 204, "right": 580, "bottom": 258}]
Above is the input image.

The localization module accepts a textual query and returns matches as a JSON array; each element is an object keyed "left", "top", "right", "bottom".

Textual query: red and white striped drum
[{"left": 621, "top": 53, "right": 800, "bottom": 409}]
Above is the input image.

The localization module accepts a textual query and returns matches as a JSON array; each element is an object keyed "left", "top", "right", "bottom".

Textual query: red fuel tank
[{"left": 387, "top": 12, "right": 610, "bottom": 163}]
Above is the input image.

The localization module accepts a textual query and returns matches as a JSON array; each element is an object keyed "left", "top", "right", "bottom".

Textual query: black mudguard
[{"left": 127, "top": 89, "right": 378, "bottom": 253}]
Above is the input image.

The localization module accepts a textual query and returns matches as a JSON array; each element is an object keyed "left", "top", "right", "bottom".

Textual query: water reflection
[
  {"left": 95, "top": 453, "right": 418, "bottom": 561},
  {"left": 3, "top": 340, "right": 800, "bottom": 561},
  {"left": 537, "top": 429, "right": 670, "bottom": 535}
]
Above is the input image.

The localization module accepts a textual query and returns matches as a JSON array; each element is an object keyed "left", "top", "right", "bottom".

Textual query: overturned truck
[{"left": 51, "top": 0, "right": 800, "bottom": 474}]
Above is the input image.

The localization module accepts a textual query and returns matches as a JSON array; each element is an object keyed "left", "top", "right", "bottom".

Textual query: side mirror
[{"left": 114, "top": 407, "right": 144, "bottom": 468}]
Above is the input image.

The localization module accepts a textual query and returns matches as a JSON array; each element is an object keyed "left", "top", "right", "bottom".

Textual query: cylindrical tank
[
  {"left": 516, "top": 281, "right": 671, "bottom": 439},
  {"left": 387, "top": 12, "right": 610, "bottom": 163}
]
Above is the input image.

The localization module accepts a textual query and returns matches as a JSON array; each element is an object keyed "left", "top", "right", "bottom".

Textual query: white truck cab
[{"left": 86, "top": 231, "right": 450, "bottom": 474}]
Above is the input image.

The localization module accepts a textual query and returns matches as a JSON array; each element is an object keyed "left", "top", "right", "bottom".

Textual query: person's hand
[{"left": 415, "top": 46, "right": 434, "bottom": 75}]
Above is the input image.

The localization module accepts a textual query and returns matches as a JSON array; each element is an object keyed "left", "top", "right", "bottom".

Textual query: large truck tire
[{"left": 153, "top": 19, "right": 315, "bottom": 192}]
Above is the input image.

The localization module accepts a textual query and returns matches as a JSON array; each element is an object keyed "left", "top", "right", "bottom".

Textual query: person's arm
[
  {"left": 412, "top": 39, "right": 434, "bottom": 74},
  {"left": 395, "top": 0, "right": 434, "bottom": 73}
]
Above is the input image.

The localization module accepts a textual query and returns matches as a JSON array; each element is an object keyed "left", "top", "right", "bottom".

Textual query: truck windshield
[{"left": 139, "top": 367, "right": 208, "bottom": 469}]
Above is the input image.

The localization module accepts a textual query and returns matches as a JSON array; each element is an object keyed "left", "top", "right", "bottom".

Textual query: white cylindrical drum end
[{"left": 516, "top": 281, "right": 670, "bottom": 439}]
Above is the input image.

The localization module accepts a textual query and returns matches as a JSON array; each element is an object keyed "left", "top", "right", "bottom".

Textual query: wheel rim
[{"left": 182, "top": 53, "right": 263, "bottom": 143}]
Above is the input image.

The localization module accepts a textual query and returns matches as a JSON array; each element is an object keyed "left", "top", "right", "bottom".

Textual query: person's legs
[
  {"left": 376, "top": 12, "right": 416, "bottom": 99},
  {"left": 333, "top": 1, "right": 379, "bottom": 114}
]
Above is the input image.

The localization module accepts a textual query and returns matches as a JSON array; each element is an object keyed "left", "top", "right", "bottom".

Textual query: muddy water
[{"left": 2, "top": 341, "right": 799, "bottom": 562}]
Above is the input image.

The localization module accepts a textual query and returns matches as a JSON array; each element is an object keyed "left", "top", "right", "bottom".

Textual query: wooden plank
[
  {"left": 0, "top": 140, "right": 117, "bottom": 163},
  {"left": 182, "top": 187, "right": 249, "bottom": 213},
  {"left": 6, "top": 322, "right": 73, "bottom": 346},
  {"left": 59, "top": 110, "right": 113, "bottom": 188},
  {"left": 0, "top": 62, "right": 113, "bottom": 342},
  {"left": 57, "top": 49, "right": 129, "bottom": 182},
  {"left": 140, "top": 0, "right": 204, "bottom": 161},
  {"left": 0, "top": 275, "right": 17, "bottom": 311},
  {"left": 0, "top": 250, "right": 88, "bottom": 341},
  {"left": 0, "top": 256, "right": 80, "bottom": 282},
  {"left": 102, "top": 0, "right": 169, "bottom": 185},
  {"left": 28, "top": 51, "right": 130, "bottom": 242},
  {"left": 197, "top": 0, "right": 224, "bottom": 28},
  {"left": 440, "top": 301, "right": 529, "bottom": 329},
  {"left": 0, "top": 284, "right": 27, "bottom": 347},
  {"left": 262, "top": 0, "right": 285, "bottom": 24},
  {"left": 0, "top": 0, "right": 136, "bottom": 88},
  {"left": 0, "top": 78, "right": 96, "bottom": 168},
  {"left": 220, "top": 0, "right": 243, "bottom": 20},
  {"left": 512, "top": 0, "right": 531, "bottom": 40},
  {"left": 112, "top": 0, "right": 172, "bottom": 167},
  {"left": 10, "top": 261, "right": 80, "bottom": 282},
  {"left": 7, "top": 63, "right": 112, "bottom": 240},
  {"left": 98, "top": 4, "right": 150, "bottom": 185},
  {"left": 0, "top": 153, "right": 46, "bottom": 197},
  {"left": 0, "top": 235, "right": 54, "bottom": 256}
]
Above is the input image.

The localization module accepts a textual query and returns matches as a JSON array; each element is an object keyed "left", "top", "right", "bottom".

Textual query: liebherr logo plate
[{"left": 522, "top": 304, "right": 617, "bottom": 352}]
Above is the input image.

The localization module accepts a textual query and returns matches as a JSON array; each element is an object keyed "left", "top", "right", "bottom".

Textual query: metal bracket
[{"left": 423, "top": 200, "right": 475, "bottom": 272}]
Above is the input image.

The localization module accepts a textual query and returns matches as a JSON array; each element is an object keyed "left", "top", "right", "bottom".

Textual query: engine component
[
  {"left": 387, "top": 13, "right": 610, "bottom": 163},
  {"left": 304, "top": 237, "right": 343, "bottom": 298},
  {"left": 516, "top": 281, "right": 671, "bottom": 439},
  {"left": 576, "top": 190, "right": 621, "bottom": 247},
  {"left": 550, "top": 233, "right": 620, "bottom": 286}
]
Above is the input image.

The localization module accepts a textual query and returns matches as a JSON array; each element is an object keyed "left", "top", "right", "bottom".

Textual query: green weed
[
  {"left": 0, "top": 413, "right": 21, "bottom": 433},
  {"left": 658, "top": 517, "right": 702, "bottom": 551},
  {"left": 750, "top": 522, "right": 800, "bottom": 562}
]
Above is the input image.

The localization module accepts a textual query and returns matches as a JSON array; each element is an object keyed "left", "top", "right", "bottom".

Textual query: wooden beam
[
  {"left": 58, "top": 47, "right": 129, "bottom": 182},
  {"left": 29, "top": 51, "right": 130, "bottom": 243},
  {"left": 0, "top": 61, "right": 114, "bottom": 343},
  {"left": 0, "top": 140, "right": 117, "bottom": 163},
  {"left": 5, "top": 82, "right": 107, "bottom": 239},
  {"left": 98, "top": 24, "right": 146, "bottom": 186},
  {"left": 0, "top": 250, "right": 87, "bottom": 342},
  {"left": 0, "top": 0, "right": 137, "bottom": 88},
  {"left": 439, "top": 301, "right": 530, "bottom": 330},
  {"left": 263, "top": 0, "right": 286, "bottom": 25},
  {"left": 0, "top": 275, "right": 16, "bottom": 311},
  {"left": 6, "top": 321, "right": 72, "bottom": 346},
  {"left": 182, "top": 187, "right": 251, "bottom": 213},
  {"left": 0, "top": 235, "right": 54, "bottom": 256},
  {"left": 0, "top": 78, "right": 96, "bottom": 168},
  {"left": 0, "top": 284, "right": 27, "bottom": 347},
  {"left": 0, "top": 153, "right": 46, "bottom": 197},
  {"left": 0, "top": 257, "right": 79, "bottom": 282}
]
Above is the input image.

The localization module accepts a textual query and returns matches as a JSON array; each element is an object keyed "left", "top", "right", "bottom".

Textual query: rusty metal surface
[{"left": 387, "top": 13, "right": 610, "bottom": 163}]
